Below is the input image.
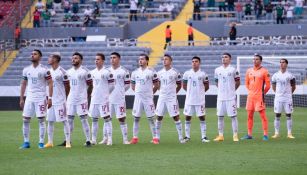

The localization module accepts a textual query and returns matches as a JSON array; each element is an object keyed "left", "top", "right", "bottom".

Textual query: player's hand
[
  {"left": 47, "top": 99, "right": 52, "bottom": 109},
  {"left": 19, "top": 99, "right": 24, "bottom": 109}
]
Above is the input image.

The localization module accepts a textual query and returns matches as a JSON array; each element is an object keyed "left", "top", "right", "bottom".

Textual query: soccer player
[
  {"left": 89, "top": 53, "right": 114, "bottom": 145},
  {"left": 213, "top": 53, "right": 240, "bottom": 142},
  {"left": 271, "top": 58, "right": 296, "bottom": 139},
  {"left": 130, "top": 54, "right": 159, "bottom": 144},
  {"left": 100, "top": 52, "right": 130, "bottom": 145},
  {"left": 242, "top": 54, "right": 270, "bottom": 141},
  {"left": 155, "top": 54, "right": 184, "bottom": 143},
  {"left": 19, "top": 49, "right": 53, "bottom": 149},
  {"left": 44, "top": 53, "right": 71, "bottom": 148},
  {"left": 65, "top": 52, "right": 93, "bottom": 147},
  {"left": 182, "top": 56, "right": 210, "bottom": 143}
]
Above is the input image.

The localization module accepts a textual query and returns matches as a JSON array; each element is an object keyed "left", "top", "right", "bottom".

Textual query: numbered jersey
[
  {"left": 131, "top": 67, "right": 159, "bottom": 100},
  {"left": 91, "top": 67, "right": 114, "bottom": 104},
  {"left": 22, "top": 64, "right": 51, "bottom": 101},
  {"left": 214, "top": 65, "right": 240, "bottom": 101},
  {"left": 109, "top": 66, "right": 130, "bottom": 104},
  {"left": 50, "top": 66, "right": 69, "bottom": 105},
  {"left": 157, "top": 67, "right": 181, "bottom": 100},
  {"left": 272, "top": 70, "right": 295, "bottom": 102},
  {"left": 183, "top": 69, "right": 209, "bottom": 105},
  {"left": 66, "top": 66, "right": 92, "bottom": 105}
]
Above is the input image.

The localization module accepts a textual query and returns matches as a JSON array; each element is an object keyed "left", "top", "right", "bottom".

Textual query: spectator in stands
[
  {"left": 83, "top": 15, "right": 91, "bottom": 27},
  {"left": 235, "top": 0, "right": 243, "bottom": 22},
  {"left": 193, "top": 0, "right": 201, "bottom": 21},
  {"left": 159, "top": 3, "right": 167, "bottom": 12},
  {"left": 164, "top": 25, "right": 172, "bottom": 50},
  {"left": 63, "top": 0, "right": 71, "bottom": 13},
  {"left": 41, "top": 8, "right": 51, "bottom": 27},
  {"left": 53, "top": 0, "right": 62, "bottom": 10},
  {"left": 91, "top": 15, "right": 98, "bottom": 27},
  {"left": 229, "top": 22, "right": 236, "bottom": 45},
  {"left": 129, "top": 0, "right": 138, "bottom": 21},
  {"left": 72, "top": 0, "right": 79, "bottom": 14},
  {"left": 245, "top": 1, "right": 252, "bottom": 16},
  {"left": 218, "top": 0, "right": 226, "bottom": 17},
  {"left": 207, "top": 0, "right": 215, "bottom": 8},
  {"left": 14, "top": 24, "right": 21, "bottom": 49},
  {"left": 33, "top": 7, "right": 41, "bottom": 28},
  {"left": 294, "top": 0, "right": 304, "bottom": 17},
  {"left": 285, "top": 2, "right": 294, "bottom": 24},
  {"left": 71, "top": 13, "right": 80, "bottom": 21},
  {"left": 166, "top": 2, "right": 175, "bottom": 19},
  {"left": 64, "top": 11, "right": 72, "bottom": 21},
  {"left": 111, "top": 0, "right": 119, "bottom": 13},
  {"left": 275, "top": 2, "right": 285, "bottom": 24},
  {"left": 36, "top": 0, "right": 45, "bottom": 12},
  {"left": 147, "top": 0, "right": 154, "bottom": 8},
  {"left": 255, "top": 0, "right": 263, "bottom": 20},
  {"left": 227, "top": 0, "right": 235, "bottom": 11},
  {"left": 92, "top": 0, "right": 98, "bottom": 7},
  {"left": 46, "top": 0, "right": 53, "bottom": 9},
  {"left": 265, "top": 1, "right": 274, "bottom": 22},
  {"left": 93, "top": 4, "right": 100, "bottom": 17},
  {"left": 84, "top": 6, "right": 93, "bottom": 16},
  {"left": 188, "top": 23, "right": 194, "bottom": 46},
  {"left": 100, "top": 0, "right": 107, "bottom": 9}
]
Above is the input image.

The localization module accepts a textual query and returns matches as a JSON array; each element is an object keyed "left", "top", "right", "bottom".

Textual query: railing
[
  {"left": 128, "top": 12, "right": 172, "bottom": 22},
  {"left": 185, "top": 11, "right": 236, "bottom": 21}
]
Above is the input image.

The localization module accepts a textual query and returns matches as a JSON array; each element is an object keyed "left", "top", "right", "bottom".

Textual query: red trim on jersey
[
  {"left": 235, "top": 77, "right": 240, "bottom": 81},
  {"left": 45, "top": 75, "right": 51, "bottom": 80},
  {"left": 108, "top": 79, "right": 115, "bottom": 83},
  {"left": 152, "top": 79, "right": 159, "bottom": 83},
  {"left": 124, "top": 81, "right": 130, "bottom": 84}
]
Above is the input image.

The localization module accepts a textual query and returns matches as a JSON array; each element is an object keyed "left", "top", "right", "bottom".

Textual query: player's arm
[
  {"left": 124, "top": 72, "right": 131, "bottom": 92},
  {"left": 20, "top": 79, "right": 27, "bottom": 109},
  {"left": 234, "top": 70, "right": 240, "bottom": 90},
  {"left": 290, "top": 77, "right": 296, "bottom": 93},
  {"left": 271, "top": 75, "right": 276, "bottom": 92},
  {"left": 152, "top": 72, "right": 159, "bottom": 94},
  {"left": 245, "top": 70, "right": 250, "bottom": 90},
  {"left": 182, "top": 72, "right": 188, "bottom": 91},
  {"left": 214, "top": 69, "right": 218, "bottom": 88},
  {"left": 47, "top": 77, "right": 53, "bottom": 109},
  {"left": 63, "top": 74, "right": 70, "bottom": 97},
  {"left": 176, "top": 73, "right": 182, "bottom": 93},
  {"left": 204, "top": 75, "right": 209, "bottom": 92},
  {"left": 264, "top": 70, "right": 271, "bottom": 94},
  {"left": 130, "top": 72, "right": 135, "bottom": 91},
  {"left": 86, "top": 73, "right": 93, "bottom": 100},
  {"left": 108, "top": 73, "right": 115, "bottom": 94}
]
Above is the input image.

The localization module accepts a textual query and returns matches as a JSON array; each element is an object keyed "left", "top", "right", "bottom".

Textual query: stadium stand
[{"left": 0, "top": 0, "right": 32, "bottom": 27}]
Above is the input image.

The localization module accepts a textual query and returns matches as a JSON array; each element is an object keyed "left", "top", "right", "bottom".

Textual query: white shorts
[
  {"left": 155, "top": 98, "right": 180, "bottom": 117},
  {"left": 183, "top": 104, "right": 206, "bottom": 117},
  {"left": 67, "top": 102, "right": 88, "bottom": 116},
  {"left": 110, "top": 103, "right": 126, "bottom": 119},
  {"left": 89, "top": 103, "right": 110, "bottom": 118},
  {"left": 274, "top": 100, "right": 293, "bottom": 114},
  {"left": 47, "top": 103, "right": 67, "bottom": 122},
  {"left": 132, "top": 98, "right": 155, "bottom": 118},
  {"left": 216, "top": 99, "right": 237, "bottom": 117},
  {"left": 23, "top": 99, "right": 47, "bottom": 118}
]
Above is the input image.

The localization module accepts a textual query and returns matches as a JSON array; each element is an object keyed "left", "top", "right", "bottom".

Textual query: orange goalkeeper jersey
[{"left": 245, "top": 66, "right": 270, "bottom": 99}]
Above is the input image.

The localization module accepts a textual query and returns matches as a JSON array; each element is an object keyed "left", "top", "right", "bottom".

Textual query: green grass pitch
[{"left": 1, "top": 108, "right": 307, "bottom": 175}]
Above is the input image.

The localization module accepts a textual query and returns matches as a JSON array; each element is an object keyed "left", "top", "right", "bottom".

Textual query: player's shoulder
[
  {"left": 171, "top": 67, "right": 180, "bottom": 74},
  {"left": 80, "top": 66, "right": 90, "bottom": 72},
  {"left": 23, "top": 65, "right": 32, "bottom": 71},
  {"left": 120, "top": 66, "right": 130, "bottom": 73},
  {"left": 39, "top": 64, "right": 49, "bottom": 70},
  {"left": 58, "top": 66, "right": 67, "bottom": 74}
]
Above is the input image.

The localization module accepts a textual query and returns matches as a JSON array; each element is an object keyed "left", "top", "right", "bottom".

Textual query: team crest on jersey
[
  {"left": 178, "top": 75, "right": 181, "bottom": 79},
  {"left": 126, "top": 74, "right": 130, "bottom": 78},
  {"left": 109, "top": 74, "right": 113, "bottom": 78},
  {"left": 205, "top": 77, "right": 209, "bottom": 80},
  {"left": 236, "top": 71, "right": 239, "bottom": 75},
  {"left": 63, "top": 75, "right": 68, "bottom": 80},
  {"left": 46, "top": 71, "right": 51, "bottom": 75},
  {"left": 153, "top": 73, "right": 157, "bottom": 78},
  {"left": 87, "top": 74, "right": 91, "bottom": 78}
]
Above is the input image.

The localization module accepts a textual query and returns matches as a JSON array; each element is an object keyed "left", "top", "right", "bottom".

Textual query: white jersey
[
  {"left": 214, "top": 65, "right": 240, "bottom": 101},
  {"left": 157, "top": 67, "right": 181, "bottom": 100},
  {"left": 91, "top": 67, "right": 114, "bottom": 104},
  {"left": 109, "top": 66, "right": 130, "bottom": 104},
  {"left": 131, "top": 67, "right": 159, "bottom": 100},
  {"left": 49, "top": 66, "right": 69, "bottom": 105},
  {"left": 272, "top": 70, "right": 295, "bottom": 102},
  {"left": 183, "top": 69, "right": 209, "bottom": 105},
  {"left": 66, "top": 66, "right": 92, "bottom": 105},
  {"left": 22, "top": 64, "right": 51, "bottom": 101}
]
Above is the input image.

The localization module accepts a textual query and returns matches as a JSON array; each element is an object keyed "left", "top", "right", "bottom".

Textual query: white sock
[
  {"left": 175, "top": 120, "right": 183, "bottom": 140},
  {"left": 23, "top": 118, "right": 30, "bottom": 142},
  {"left": 133, "top": 117, "right": 140, "bottom": 138},
  {"left": 231, "top": 116, "right": 238, "bottom": 135},
  {"left": 80, "top": 116, "right": 91, "bottom": 142},
  {"left": 200, "top": 120, "right": 206, "bottom": 139},
  {"left": 120, "top": 122, "right": 128, "bottom": 142},
  {"left": 286, "top": 114, "right": 292, "bottom": 134},
  {"left": 38, "top": 118, "right": 46, "bottom": 143},
  {"left": 156, "top": 120, "right": 162, "bottom": 139},
  {"left": 274, "top": 116, "right": 281, "bottom": 134},
  {"left": 218, "top": 116, "right": 224, "bottom": 136},
  {"left": 105, "top": 118, "right": 112, "bottom": 140},
  {"left": 63, "top": 120, "right": 70, "bottom": 143},
  {"left": 185, "top": 121, "right": 191, "bottom": 138},
  {"left": 47, "top": 121, "right": 54, "bottom": 144},
  {"left": 147, "top": 117, "right": 157, "bottom": 138},
  {"left": 103, "top": 120, "right": 107, "bottom": 139},
  {"left": 68, "top": 115, "right": 74, "bottom": 136},
  {"left": 91, "top": 118, "right": 99, "bottom": 142}
]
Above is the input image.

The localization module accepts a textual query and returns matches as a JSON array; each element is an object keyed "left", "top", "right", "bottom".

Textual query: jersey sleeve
[
  {"left": 234, "top": 68, "right": 240, "bottom": 81},
  {"left": 22, "top": 68, "right": 28, "bottom": 81},
  {"left": 182, "top": 72, "right": 188, "bottom": 84},
  {"left": 271, "top": 73, "right": 277, "bottom": 85},
  {"left": 124, "top": 70, "right": 131, "bottom": 85},
  {"left": 85, "top": 70, "right": 93, "bottom": 84},
  {"left": 130, "top": 71, "right": 136, "bottom": 84},
  {"left": 107, "top": 71, "right": 115, "bottom": 84},
  {"left": 245, "top": 69, "right": 250, "bottom": 90},
  {"left": 290, "top": 74, "right": 296, "bottom": 86},
  {"left": 214, "top": 68, "right": 218, "bottom": 83},
  {"left": 175, "top": 72, "right": 182, "bottom": 84},
  {"left": 44, "top": 69, "right": 52, "bottom": 80},
  {"left": 263, "top": 69, "right": 271, "bottom": 94},
  {"left": 152, "top": 70, "right": 159, "bottom": 83},
  {"left": 203, "top": 72, "right": 209, "bottom": 84},
  {"left": 62, "top": 70, "right": 70, "bottom": 84}
]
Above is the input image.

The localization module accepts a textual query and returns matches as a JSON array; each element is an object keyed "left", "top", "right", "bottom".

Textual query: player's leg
[
  {"left": 144, "top": 101, "right": 158, "bottom": 144},
  {"left": 167, "top": 99, "right": 183, "bottom": 143},
  {"left": 45, "top": 106, "right": 56, "bottom": 148},
  {"left": 172, "top": 115, "right": 184, "bottom": 143},
  {"left": 118, "top": 116, "right": 129, "bottom": 144},
  {"left": 99, "top": 103, "right": 113, "bottom": 145},
  {"left": 183, "top": 104, "right": 193, "bottom": 142},
  {"left": 58, "top": 104, "right": 75, "bottom": 146},
  {"left": 20, "top": 100, "right": 34, "bottom": 149},
  {"left": 242, "top": 99, "right": 254, "bottom": 140},
  {"left": 131, "top": 98, "right": 142, "bottom": 144},
  {"left": 35, "top": 100, "right": 47, "bottom": 148},
  {"left": 89, "top": 104, "right": 99, "bottom": 145},
  {"left": 227, "top": 100, "right": 239, "bottom": 142},
  {"left": 197, "top": 104, "right": 209, "bottom": 143},
  {"left": 285, "top": 101, "right": 294, "bottom": 138},
  {"left": 155, "top": 98, "right": 166, "bottom": 141},
  {"left": 77, "top": 102, "right": 91, "bottom": 147},
  {"left": 214, "top": 100, "right": 225, "bottom": 141}
]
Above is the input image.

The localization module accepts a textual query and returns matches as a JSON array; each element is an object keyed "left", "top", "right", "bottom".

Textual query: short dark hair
[
  {"left": 52, "top": 54, "right": 61, "bottom": 62},
  {"left": 96, "top": 53, "right": 105, "bottom": 60},
  {"left": 164, "top": 54, "right": 172, "bottom": 61},
  {"left": 111, "top": 52, "right": 121, "bottom": 59},
  {"left": 192, "top": 56, "right": 201, "bottom": 62},
  {"left": 33, "top": 49, "right": 42, "bottom": 57},
  {"left": 280, "top": 58, "right": 288, "bottom": 64},
  {"left": 222, "top": 52, "right": 232, "bottom": 58},
  {"left": 254, "top": 53, "right": 262, "bottom": 61},
  {"left": 166, "top": 25, "right": 170, "bottom": 28},
  {"left": 139, "top": 53, "right": 149, "bottom": 61},
  {"left": 73, "top": 52, "right": 83, "bottom": 60}
]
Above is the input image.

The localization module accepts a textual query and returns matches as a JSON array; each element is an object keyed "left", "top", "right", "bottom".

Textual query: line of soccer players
[{"left": 19, "top": 49, "right": 296, "bottom": 149}]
